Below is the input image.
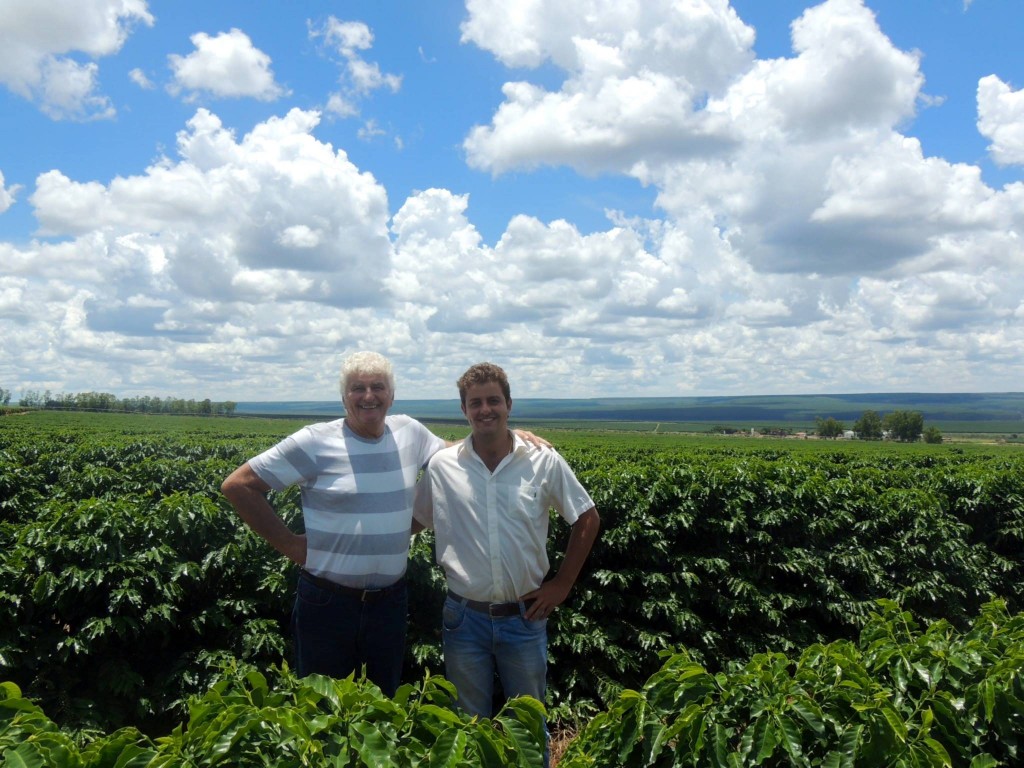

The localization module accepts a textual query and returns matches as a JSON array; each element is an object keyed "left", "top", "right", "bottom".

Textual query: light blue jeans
[{"left": 442, "top": 595, "right": 549, "bottom": 765}]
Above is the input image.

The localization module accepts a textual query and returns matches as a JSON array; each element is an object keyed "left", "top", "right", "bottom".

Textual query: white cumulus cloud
[
  {"left": 168, "top": 28, "right": 287, "bottom": 101},
  {"left": 12, "top": 106, "right": 391, "bottom": 399},
  {"left": 2, "top": 0, "right": 1023, "bottom": 400},
  {"left": 978, "top": 75, "right": 1024, "bottom": 166},
  {"left": 0, "top": 0, "right": 153, "bottom": 119},
  {"left": 310, "top": 17, "right": 402, "bottom": 119},
  {"left": 129, "top": 67, "right": 154, "bottom": 89}
]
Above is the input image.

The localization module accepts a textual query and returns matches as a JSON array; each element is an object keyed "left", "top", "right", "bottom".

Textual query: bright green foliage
[
  {"left": 546, "top": 445, "right": 1024, "bottom": 718},
  {"left": 853, "top": 410, "right": 884, "bottom": 440},
  {"left": 815, "top": 417, "right": 845, "bottom": 439},
  {"left": 1, "top": 668, "right": 547, "bottom": 767},
  {"left": 885, "top": 411, "right": 926, "bottom": 442},
  {"left": 0, "top": 426, "right": 300, "bottom": 733},
  {"left": 3, "top": 412, "right": 1024, "bottom": 745},
  {"left": 0, "top": 680, "right": 89, "bottom": 768},
  {"left": 561, "top": 599, "right": 1024, "bottom": 767},
  {"left": 152, "top": 666, "right": 546, "bottom": 767}
]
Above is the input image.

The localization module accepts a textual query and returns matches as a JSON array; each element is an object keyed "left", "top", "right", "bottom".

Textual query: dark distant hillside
[
  {"left": 235, "top": 401, "right": 345, "bottom": 418},
  {"left": 235, "top": 392, "right": 1024, "bottom": 433}
]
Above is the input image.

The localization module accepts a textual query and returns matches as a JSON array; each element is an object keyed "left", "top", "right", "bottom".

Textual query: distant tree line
[
  {"left": 7, "top": 388, "right": 236, "bottom": 416},
  {"left": 816, "top": 409, "right": 942, "bottom": 443},
  {"left": 712, "top": 409, "right": 942, "bottom": 443}
]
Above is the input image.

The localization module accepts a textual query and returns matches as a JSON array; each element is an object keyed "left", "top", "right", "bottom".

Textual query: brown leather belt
[
  {"left": 448, "top": 591, "right": 534, "bottom": 617},
  {"left": 301, "top": 570, "right": 404, "bottom": 603}
]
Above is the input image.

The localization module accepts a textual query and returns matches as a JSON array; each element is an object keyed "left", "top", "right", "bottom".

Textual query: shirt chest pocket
[{"left": 501, "top": 482, "right": 544, "bottom": 520}]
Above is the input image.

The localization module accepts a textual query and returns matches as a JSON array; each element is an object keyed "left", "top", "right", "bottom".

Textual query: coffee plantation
[{"left": 2, "top": 411, "right": 1023, "bottom": 765}]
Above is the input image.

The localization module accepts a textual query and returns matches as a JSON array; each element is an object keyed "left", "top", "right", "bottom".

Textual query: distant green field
[
  {"left": 14, "top": 409, "right": 1014, "bottom": 460},
  {"left": 0, "top": 409, "right": 306, "bottom": 440}
]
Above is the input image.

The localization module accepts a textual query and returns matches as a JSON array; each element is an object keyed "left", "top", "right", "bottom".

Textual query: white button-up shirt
[{"left": 413, "top": 433, "right": 595, "bottom": 603}]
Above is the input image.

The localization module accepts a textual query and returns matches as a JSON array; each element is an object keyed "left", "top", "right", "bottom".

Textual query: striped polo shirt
[{"left": 249, "top": 415, "right": 446, "bottom": 589}]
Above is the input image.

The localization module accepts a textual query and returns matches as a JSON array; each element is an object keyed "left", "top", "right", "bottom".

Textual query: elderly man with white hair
[{"left": 221, "top": 351, "right": 546, "bottom": 696}]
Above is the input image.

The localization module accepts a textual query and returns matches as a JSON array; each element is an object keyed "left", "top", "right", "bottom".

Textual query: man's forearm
[
  {"left": 552, "top": 507, "right": 601, "bottom": 589},
  {"left": 522, "top": 507, "right": 600, "bottom": 619},
  {"left": 233, "top": 493, "right": 305, "bottom": 562}
]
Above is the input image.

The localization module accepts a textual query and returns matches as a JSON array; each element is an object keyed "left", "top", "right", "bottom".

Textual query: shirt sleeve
[
  {"left": 545, "top": 451, "right": 596, "bottom": 525},
  {"left": 406, "top": 417, "right": 447, "bottom": 466},
  {"left": 247, "top": 428, "right": 318, "bottom": 490}
]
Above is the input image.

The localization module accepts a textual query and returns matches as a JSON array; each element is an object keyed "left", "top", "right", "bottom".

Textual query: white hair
[{"left": 339, "top": 351, "right": 395, "bottom": 396}]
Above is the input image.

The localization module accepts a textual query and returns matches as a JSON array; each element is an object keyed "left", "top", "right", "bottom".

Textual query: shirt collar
[{"left": 461, "top": 430, "right": 519, "bottom": 464}]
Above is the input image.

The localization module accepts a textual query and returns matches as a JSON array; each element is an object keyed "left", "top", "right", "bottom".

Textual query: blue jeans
[
  {"left": 442, "top": 595, "right": 549, "bottom": 765},
  {"left": 292, "top": 573, "right": 408, "bottom": 697}
]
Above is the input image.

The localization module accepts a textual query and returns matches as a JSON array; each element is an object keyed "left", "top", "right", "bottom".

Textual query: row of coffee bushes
[
  {"left": 3, "top": 417, "right": 1023, "bottom": 736},
  {"left": 5, "top": 602, "right": 1021, "bottom": 765}
]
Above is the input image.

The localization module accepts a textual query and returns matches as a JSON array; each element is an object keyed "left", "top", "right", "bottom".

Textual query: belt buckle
[
  {"left": 489, "top": 601, "right": 518, "bottom": 617},
  {"left": 362, "top": 587, "right": 382, "bottom": 602}
]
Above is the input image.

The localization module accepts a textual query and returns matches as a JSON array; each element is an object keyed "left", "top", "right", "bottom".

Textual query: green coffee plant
[
  {"left": 1, "top": 430, "right": 299, "bottom": 734},
  {"left": 0, "top": 680, "right": 91, "bottom": 768},
  {"left": 560, "top": 599, "right": 1023, "bottom": 767},
  {"left": 1, "top": 668, "right": 547, "bottom": 767},
  {"left": 545, "top": 446, "right": 1024, "bottom": 717},
  {"left": 4, "top": 414, "right": 1024, "bottom": 736}
]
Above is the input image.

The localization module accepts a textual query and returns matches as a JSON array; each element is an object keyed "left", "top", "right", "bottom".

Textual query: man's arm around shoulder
[{"left": 412, "top": 456, "right": 437, "bottom": 534}]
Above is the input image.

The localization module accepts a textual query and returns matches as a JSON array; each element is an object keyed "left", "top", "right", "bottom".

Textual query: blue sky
[{"left": 1, "top": 0, "right": 1023, "bottom": 402}]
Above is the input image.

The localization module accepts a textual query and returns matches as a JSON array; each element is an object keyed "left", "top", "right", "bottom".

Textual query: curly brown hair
[{"left": 457, "top": 362, "right": 511, "bottom": 406}]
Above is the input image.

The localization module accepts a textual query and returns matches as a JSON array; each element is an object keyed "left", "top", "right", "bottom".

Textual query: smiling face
[
  {"left": 461, "top": 380, "right": 511, "bottom": 443},
  {"left": 342, "top": 372, "right": 394, "bottom": 439}
]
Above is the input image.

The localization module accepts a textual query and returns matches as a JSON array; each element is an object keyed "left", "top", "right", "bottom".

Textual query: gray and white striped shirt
[{"left": 250, "top": 415, "right": 446, "bottom": 589}]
